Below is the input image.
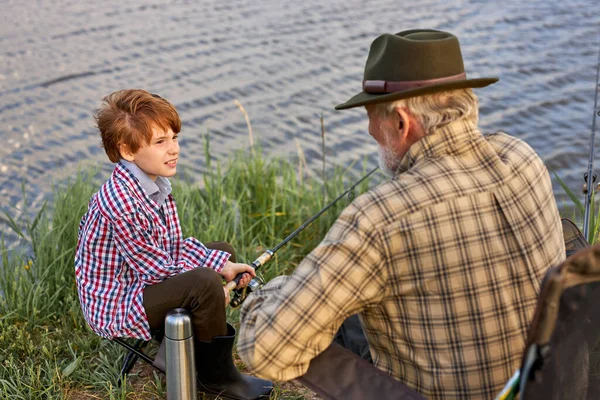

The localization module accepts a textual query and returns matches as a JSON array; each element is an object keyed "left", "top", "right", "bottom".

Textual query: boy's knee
[{"left": 189, "top": 267, "right": 224, "bottom": 299}]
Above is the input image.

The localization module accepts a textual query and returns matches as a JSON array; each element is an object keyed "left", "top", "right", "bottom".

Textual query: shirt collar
[
  {"left": 397, "top": 119, "right": 480, "bottom": 174},
  {"left": 119, "top": 160, "right": 172, "bottom": 204}
]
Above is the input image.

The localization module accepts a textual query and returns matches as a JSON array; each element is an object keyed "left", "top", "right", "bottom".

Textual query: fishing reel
[
  {"left": 583, "top": 173, "right": 599, "bottom": 194},
  {"left": 230, "top": 276, "right": 265, "bottom": 308},
  {"left": 224, "top": 249, "right": 272, "bottom": 308}
]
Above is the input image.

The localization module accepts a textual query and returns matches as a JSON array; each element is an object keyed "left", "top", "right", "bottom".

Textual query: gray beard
[{"left": 377, "top": 145, "right": 401, "bottom": 177}]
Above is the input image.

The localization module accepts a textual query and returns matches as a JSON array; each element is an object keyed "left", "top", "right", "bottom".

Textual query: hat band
[{"left": 363, "top": 72, "right": 467, "bottom": 94}]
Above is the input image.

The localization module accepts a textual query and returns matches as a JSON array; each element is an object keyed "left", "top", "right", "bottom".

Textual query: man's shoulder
[
  {"left": 346, "top": 178, "right": 420, "bottom": 228},
  {"left": 484, "top": 130, "right": 529, "bottom": 147},
  {"left": 484, "top": 131, "right": 548, "bottom": 178},
  {"left": 484, "top": 131, "right": 542, "bottom": 163}
]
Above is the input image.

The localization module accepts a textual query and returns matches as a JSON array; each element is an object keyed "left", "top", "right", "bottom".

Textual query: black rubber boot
[{"left": 196, "top": 324, "right": 273, "bottom": 400}]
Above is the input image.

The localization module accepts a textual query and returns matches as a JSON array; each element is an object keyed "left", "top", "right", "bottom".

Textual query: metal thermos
[{"left": 165, "top": 308, "right": 197, "bottom": 400}]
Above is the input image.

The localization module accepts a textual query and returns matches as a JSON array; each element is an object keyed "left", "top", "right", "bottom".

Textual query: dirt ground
[{"left": 65, "top": 361, "right": 321, "bottom": 400}]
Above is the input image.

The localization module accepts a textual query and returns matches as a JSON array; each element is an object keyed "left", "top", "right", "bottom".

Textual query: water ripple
[{"left": 0, "top": 0, "right": 599, "bottom": 246}]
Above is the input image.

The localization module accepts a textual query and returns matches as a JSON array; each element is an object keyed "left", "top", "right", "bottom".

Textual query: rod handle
[
  {"left": 224, "top": 280, "right": 238, "bottom": 292},
  {"left": 224, "top": 250, "right": 270, "bottom": 293},
  {"left": 224, "top": 266, "right": 255, "bottom": 293},
  {"left": 225, "top": 250, "right": 274, "bottom": 293}
]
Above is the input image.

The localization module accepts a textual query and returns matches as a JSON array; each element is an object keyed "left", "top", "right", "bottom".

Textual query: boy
[{"left": 75, "top": 89, "right": 272, "bottom": 399}]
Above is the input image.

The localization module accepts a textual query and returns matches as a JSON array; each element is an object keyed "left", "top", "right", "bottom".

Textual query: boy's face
[{"left": 121, "top": 126, "right": 179, "bottom": 181}]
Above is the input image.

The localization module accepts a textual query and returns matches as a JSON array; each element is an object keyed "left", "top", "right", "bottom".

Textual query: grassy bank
[
  {"left": 2, "top": 136, "right": 598, "bottom": 399},
  {"left": 0, "top": 141, "right": 378, "bottom": 399}
]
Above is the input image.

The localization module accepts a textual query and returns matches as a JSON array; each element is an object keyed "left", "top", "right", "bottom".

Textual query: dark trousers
[
  {"left": 142, "top": 242, "right": 372, "bottom": 362},
  {"left": 334, "top": 314, "right": 373, "bottom": 363},
  {"left": 142, "top": 242, "right": 235, "bottom": 341}
]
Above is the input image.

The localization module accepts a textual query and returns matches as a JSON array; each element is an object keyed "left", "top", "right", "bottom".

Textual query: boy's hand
[{"left": 220, "top": 261, "right": 256, "bottom": 289}]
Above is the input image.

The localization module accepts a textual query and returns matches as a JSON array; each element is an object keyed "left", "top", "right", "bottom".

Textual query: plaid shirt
[
  {"left": 75, "top": 162, "right": 230, "bottom": 340},
  {"left": 238, "top": 119, "right": 565, "bottom": 399}
]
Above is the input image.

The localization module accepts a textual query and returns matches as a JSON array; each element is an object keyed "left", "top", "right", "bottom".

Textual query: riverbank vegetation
[
  {"left": 2, "top": 137, "right": 598, "bottom": 399},
  {"left": 0, "top": 139, "right": 378, "bottom": 399}
]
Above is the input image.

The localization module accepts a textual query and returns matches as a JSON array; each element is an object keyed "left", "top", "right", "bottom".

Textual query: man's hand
[{"left": 220, "top": 261, "right": 256, "bottom": 289}]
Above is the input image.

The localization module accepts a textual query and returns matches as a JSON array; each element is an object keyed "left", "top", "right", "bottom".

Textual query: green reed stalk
[{"left": 554, "top": 172, "right": 600, "bottom": 244}]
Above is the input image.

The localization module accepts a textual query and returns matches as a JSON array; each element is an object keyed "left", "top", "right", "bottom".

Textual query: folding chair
[
  {"left": 496, "top": 225, "right": 600, "bottom": 399},
  {"left": 518, "top": 243, "right": 600, "bottom": 399},
  {"left": 113, "top": 336, "right": 166, "bottom": 386},
  {"left": 562, "top": 218, "right": 590, "bottom": 257}
]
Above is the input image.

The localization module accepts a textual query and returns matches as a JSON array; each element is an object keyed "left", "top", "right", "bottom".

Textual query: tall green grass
[
  {"left": 0, "top": 140, "right": 378, "bottom": 399},
  {"left": 3, "top": 136, "right": 594, "bottom": 399},
  {"left": 554, "top": 173, "right": 600, "bottom": 244}
]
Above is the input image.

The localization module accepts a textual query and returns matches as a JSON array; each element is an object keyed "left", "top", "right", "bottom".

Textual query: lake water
[{"left": 1, "top": 0, "right": 599, "bottom": 247}]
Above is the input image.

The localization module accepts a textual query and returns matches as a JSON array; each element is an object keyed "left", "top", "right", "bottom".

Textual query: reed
[
  {"left": 554, "top": 173, "right": 600, "bottom": 244},
  {"left": 0, "top": 140, "right": 378, "bottom": 399}
]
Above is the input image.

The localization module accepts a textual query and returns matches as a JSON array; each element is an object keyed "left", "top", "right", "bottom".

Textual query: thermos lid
[{"left": 164, "top": 308, "right": 194, "bottom": 340}]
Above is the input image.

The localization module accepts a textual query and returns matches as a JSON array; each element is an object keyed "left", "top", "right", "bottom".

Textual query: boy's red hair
[{"left": 95, "top": 89, "right": 181, "bottom": 163}]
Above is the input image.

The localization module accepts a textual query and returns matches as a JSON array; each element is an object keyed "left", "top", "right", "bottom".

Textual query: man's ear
[
  {"left": 393, "top": 106, "right": 412, "bottom": 140},
  {"left": 119, "top": 143, "right": 135, "bottom": 162},
  {"left": 393, "top": 106, "right": 426, "bottom": 143}
]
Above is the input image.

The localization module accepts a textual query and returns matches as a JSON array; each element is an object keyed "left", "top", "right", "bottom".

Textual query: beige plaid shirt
[{"left": 238, "top": 119, "right": 565, "bottom": 399}]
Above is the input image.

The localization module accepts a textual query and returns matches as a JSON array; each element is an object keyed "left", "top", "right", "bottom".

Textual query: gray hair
[{"left": 373, "top": 89, "right": 479, "bottom": 134}]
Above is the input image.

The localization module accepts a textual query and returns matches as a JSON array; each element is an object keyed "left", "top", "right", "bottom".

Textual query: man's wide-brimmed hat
[{"left": 335, "top": 29, "right": 498, "bottom": 110}]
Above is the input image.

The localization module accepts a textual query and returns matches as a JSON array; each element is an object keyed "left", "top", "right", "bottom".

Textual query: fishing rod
[
  {"left": 583, "top": 45, "right": 600, "bottom": 239},
  {"left": 224, "top": 166, "right": 380, "bottom": 308}
]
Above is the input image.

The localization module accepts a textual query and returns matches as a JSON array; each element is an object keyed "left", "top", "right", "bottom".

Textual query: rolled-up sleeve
[
  {"left": 180, "top": 237, "right": 230, "bottom": 273},
  {"left": 237, "top": 204, "right": 387, "bottom": 381},
  {"left": 113, "top": 212, "right": 229, "bottom": 284}
]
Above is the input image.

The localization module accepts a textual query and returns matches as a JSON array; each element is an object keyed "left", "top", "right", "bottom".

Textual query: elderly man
[{"left": 237, "top": 29, "right": 566, "bottom": 399}]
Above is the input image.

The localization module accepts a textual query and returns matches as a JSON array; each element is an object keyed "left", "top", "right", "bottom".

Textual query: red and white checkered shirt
[{"left": 75, "top": 162, "right": 230, "bottom": 340}]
